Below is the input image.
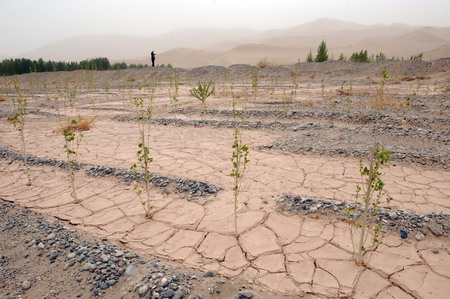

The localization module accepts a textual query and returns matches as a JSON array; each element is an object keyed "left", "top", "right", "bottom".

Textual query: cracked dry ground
[{"left": 1, "top": 74, "right": 450, "bottom": 298}]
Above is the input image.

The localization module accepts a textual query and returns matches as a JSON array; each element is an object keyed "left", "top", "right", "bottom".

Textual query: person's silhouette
[{"left": 151, "top": 51, "right": 156, "bottom": 67}]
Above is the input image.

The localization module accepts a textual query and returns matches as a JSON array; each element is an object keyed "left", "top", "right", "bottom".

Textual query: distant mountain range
[{"left": 15, "top": 18, "right": 450, "bottom": 68}]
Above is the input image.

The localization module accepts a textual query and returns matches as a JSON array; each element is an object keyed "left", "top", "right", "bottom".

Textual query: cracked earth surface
[{"left": 1, "top": 64, "right": 449, "bottom": 298}]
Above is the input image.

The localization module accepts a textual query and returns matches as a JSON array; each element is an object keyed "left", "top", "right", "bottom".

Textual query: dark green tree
[
  {"left": 306, "top": 50, "right": 314, "bottom": 62},
  {"left": 315, "top": 40, "right": 329, "bottom": 62}
]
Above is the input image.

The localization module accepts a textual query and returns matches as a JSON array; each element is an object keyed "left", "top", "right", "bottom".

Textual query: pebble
[
  {"left": 432, "top": 249, "right": 440, "bottom": 254},
  {"left": 161, "top": 277, "right": 169, "bottom": 287},
  {"left": 415, "top": 233, "right": 425, "bottom": 241},
  {"left": 388, "top": 212, "right": 398, "bottom": 220},
  {"left": 162, "top": 289, "right": 175, "bottom": 298},
  {"left": 115, "top": 250, "right": 124, "bottom": 257},
  {"left": 77, "top": 254, "right": 86, "bottom": 263},
  {"left": 37, "top": 242, "right": 45, "bottom": 249},
  {"left": 49, "top": 250, "right": 59, "bottom": 261},
  {"left": 67, "top": 252, "right": 76, "bottom": 259},
  {"left": 400, "top": 230, "right": 408, "bottom": 239},
  {"left": 46, "top": 233, "right": 56, "bottom": 240},
  {"left": 22, "top": 280, "right": 31, "bottom": 290},
  {"left": 172, "top": 290, "right": 184, "bottom": 299},
  {"left": 100, "top": 254, "right": 109, "bottom": 263},
  {"left": 125, "top": 265, "right": 137, "bottom": 276},
  {"left": 106, "top": 279, "right": 117, "bottom": 286},
  {"left": 428, "top": 225, "right": 441, "bottom": 236},
  {"left": 237, "top": 290, "right": 254, "bottom": 299},
  {"left": 83, "top": 262, "right": 96, "bottom": 271},
  {"left": 203, "top": 271, "right": 215, "bottom": 278},
  {"left": 138, "top": 285, "right": 148, "bottom": 295}
]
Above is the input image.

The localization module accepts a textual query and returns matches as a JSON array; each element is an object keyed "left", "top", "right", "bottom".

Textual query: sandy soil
[{"left": 0, "top": 60, "right": 449, "bottom": 298}]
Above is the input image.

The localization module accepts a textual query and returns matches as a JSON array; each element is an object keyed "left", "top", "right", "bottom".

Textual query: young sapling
[
  {"left": 349, "top": 143, "right": 393, "bottom": 264},
  {"left": 130, "top": 87, "right": 154, "bottom": 218},
  {"left": 190, "top": 81, "right": 215, "bottom": 111},
  {"left": 230, "top": 96, "right": 250, "bottom": 236},
  {"left": 8, "top": 80, "right": 32, "bottom": 185}
]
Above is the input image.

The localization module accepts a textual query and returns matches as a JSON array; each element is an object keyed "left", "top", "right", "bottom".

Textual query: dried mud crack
[{"left": 0, "top": 199, "right": 268, "bottom": 299}]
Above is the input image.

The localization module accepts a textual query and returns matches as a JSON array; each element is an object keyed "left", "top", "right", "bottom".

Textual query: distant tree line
[
  {"left": 0, "top": 57, "right": 150, "bottom": 76},
  {"left": 306, "top": 40, "right": 423, "bottom": 63}
]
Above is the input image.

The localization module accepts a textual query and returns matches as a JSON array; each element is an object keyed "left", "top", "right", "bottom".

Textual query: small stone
[
  {"left": 161, "top": 277, "right": 169, "bottom": 287},
  {"left": 115, "top": 250, "right": 124, "bottom": 257},
  {"left": 77, "top": 254, "right": 86, "bottom": 263},
  {"left": 198, "top": 199, "right": 206, "bottom": 205},
  {"left": 415, "top": 233, "right": 425, "bottom": 241},
  {"left": 388, "top": 211, "right": 398, "bottom": 220},
  {"left": 106, "top": 279, "right": 117, "bottom": 286},
  {"left": 309, "top": 207, "right": 318, "bottom": 213},
  {"left": 37, "top": 242, "right": 45, "bottom": 249},
  {"left": 172, "top": 290, "right": 184, "bottom": 299},
  {"left": 432, "top": 249, "right": 440, "bottom": 254},
  {"left": 99, "top": 282, "right": 109, "bottom": 289},
  {"left": 400, "top": 230, "right": 408, "bottom": 239},
  {"left": 22, "top": 280, "right": 31, "bottom": 290},
  {"left": 428, "top": 225, "right": 441, "bottom": 236},
  {"left": 203, "top": 271, "right": 215, "bottom": 278},
  {"left": 125, "top": 253, "right": 134, "bottom": 259},
  {"left": 46, "top": 233, "right": 56, "bottom": 240},
  {"left": 125, "top": 265, "right": 137, "bottom": 276},
  {"left": 162, "top": 289, "right": 175, "bottom": 298},
  {"left": 237, "top": 289, "right": 254, "bottom": 298},
  {"left": 83, "top": 262, "right": 96, "bottom": 271},
  {"left": 334, "top": 201, "right": 343, "bottom": 206},
  {"left": 100, "top": 254, "right": 109, "bottom": 263},
  {"left": 138, "top": 285, "right": 148, "bottom": 295},
  {"left": 67, "top": 252, "right": 76, "bottom": 259},
  {"left": 49, "top": 250, "right": 59, "bottom": 261}
]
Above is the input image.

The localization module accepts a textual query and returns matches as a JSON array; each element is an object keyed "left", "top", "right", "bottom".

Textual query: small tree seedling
[
  {"left": 8, "top": 80, "right": 31, "bottom": 185},
  {"left": 349, "top": 143, "right": 393, "bottom": 264},
  {"left": 230, "top": 96, "right": 250, "bottom": 236},
  {"left": 130, "top": 87, "right": 154, "bottom": 218},
  {"left": 57, "top": 115, "right": 95, "bottom": 203},
  {"left": 190, "top": 81, "right": 215, "bottom": 111},
  {"left": 169, "top": 68, "right": 180, "bottom": 106}
]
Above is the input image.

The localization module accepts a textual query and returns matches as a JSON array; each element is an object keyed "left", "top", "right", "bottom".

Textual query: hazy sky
[{"left": 1, "top": 0, "right": 449, "bottom": 56}]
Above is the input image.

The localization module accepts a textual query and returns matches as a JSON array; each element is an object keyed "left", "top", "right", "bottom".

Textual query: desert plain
[{"left": 1, "top": 59, "right": 450, "bottom": 298}]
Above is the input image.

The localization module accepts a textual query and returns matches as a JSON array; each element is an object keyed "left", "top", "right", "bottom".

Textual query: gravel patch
[
  {"left": 278, "top": 194, "right": 449, "bottom": 237},
  {"left": 0, "top": 200, "right": 248, "bottom": 299}
]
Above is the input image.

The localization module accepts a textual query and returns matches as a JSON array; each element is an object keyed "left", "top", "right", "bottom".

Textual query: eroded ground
[{"left": 1, "top": 60, "right": 449, "bottom": 298}]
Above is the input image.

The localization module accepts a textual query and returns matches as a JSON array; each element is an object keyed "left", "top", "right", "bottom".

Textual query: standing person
[{"left": 151, "top": 51, "right": 156, "bottom": 67}]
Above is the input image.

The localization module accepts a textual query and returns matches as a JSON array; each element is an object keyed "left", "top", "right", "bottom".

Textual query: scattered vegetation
[
  {"left": 256, "top": 59, "right": 270, "bottom": 69},
  {"left": 230, "top": 97, "right": 250, "bottom": 236},
  {"left": 130, "top": 87, "right": 154, "bottom": 218},
  {"left": 348, "top": 144, "right": 393, "bottom": 265},
  {"left": 169, "top": 68, "right": 180, "bottom": 105},
  {"left": 56, "top": 115, "right": 96, "bottom": 203},
  {"left": 8, "top": 81, "right": 31, "bottom": 185},
  {"left": 409, "top": 53, "right": 423, "bottom": 61},
  {"left": 190, "top": 81, "right": 215, "bottom": 111},
  {"left": 251, "top": 70, "right": 259, "bottom": 97},
  {"left": 369, "top": 70, "right": 404, "bottom": 108}
]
